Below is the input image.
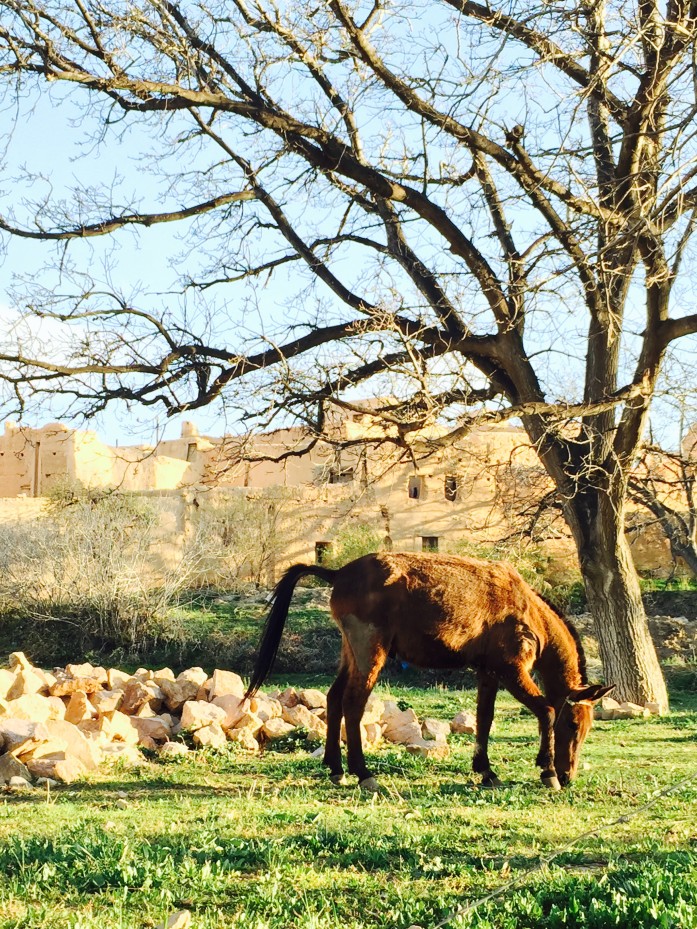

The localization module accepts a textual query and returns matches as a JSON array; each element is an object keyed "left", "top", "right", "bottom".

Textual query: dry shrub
[{"left": 0, "top": 483, "right": 201, "bottom": 650}]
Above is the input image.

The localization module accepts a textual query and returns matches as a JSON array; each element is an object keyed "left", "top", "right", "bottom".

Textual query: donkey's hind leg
[
  {"left": 340, "top": 615, "right": 389, "bottom": 790},
  {"left": 473, "top": 670, "right": 501, "bottom": 787},
  {"left": 323, "top": 658, "right": 349, "bottom": 784}
]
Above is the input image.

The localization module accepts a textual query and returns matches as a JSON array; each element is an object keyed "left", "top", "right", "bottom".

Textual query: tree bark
[{"left": 570, "top": 491, "right": 669, "bottom": 712}]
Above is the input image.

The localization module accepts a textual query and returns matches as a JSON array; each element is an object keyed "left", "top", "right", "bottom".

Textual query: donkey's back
[{"left": 329, "top": 552, "right": 546, "bottom": 672}]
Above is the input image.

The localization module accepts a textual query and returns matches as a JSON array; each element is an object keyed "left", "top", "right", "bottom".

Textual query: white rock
[
  {"left": 211, "top": 694, "right": 248, "bottom": 730},
  {"left": 451, "top": 711, "right": 477, "bottom": 735},
  {"left": 180, "top": 700, "right": 227, "bottom": 731},
  {"left": 382, "top": 703, "right": 423, "bottom": 745},
  {"left": 8, "top": 776, "right": 33, "bottom": 789},
  {"left": 262, "top": 717, "right": 296, "bottom": 740},
  {"left": 406, "top": 739, "right": 450, "bottom": 760},
  {"left": 282, "top": 703, "right": 317, "bottom": 729},
  {"left": 208, "top": 669, "right": 245, "bottom": 701},
  {"left": 193, "top": 722, "right": 227, "bottom": 749},
  {"left": 160, "top": 741, "right": 189, "bottom": 758},
  {"left": 155, "top": 910, "right": 192, "bottom": 929},
  {"left": 298, "top": 688, "right": 327, "bottom": 710},
  {"left": 8, "top": 652, "right": 33, "bottom": 671},
  {"left": 6, "top": 668, "right": 47, "bottom": 700},
  {"left": 228, "top": 727, "right": 260, "bottom": 752},
  {"left": 422, "top": 718, "right": 451, "bottom": 742},
  {"left": 0, "top": 669, "right": 15, "bottom": 700},
  {"left": 2, "top": 694, "right": 55, "bottom": 722}
]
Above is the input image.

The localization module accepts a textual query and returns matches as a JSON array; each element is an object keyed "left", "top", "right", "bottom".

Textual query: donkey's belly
[{"left": 393, "top": 630, "right": 481, "bottom": 670}]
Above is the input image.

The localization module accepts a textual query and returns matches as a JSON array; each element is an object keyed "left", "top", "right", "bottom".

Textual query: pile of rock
[
  {"left": 0, "top": 652, "right": 478, "bottom": 787},
  {"left": 594, "top": 695, "right": 662, "bottom": 720}
]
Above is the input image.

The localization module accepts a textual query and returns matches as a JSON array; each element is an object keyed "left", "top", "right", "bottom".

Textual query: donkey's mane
[{"left": 535, "top": 591, "right": 588, "bottom": 685}]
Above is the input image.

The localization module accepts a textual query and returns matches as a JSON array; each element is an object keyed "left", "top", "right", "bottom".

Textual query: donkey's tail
[{"left": 245, "top": 563, "right": 338, "bottom": 698}]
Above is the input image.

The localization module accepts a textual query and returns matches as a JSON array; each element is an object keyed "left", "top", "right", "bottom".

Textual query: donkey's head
[{"left": 554, "top": 683, "right": 615, "bottom": 785}]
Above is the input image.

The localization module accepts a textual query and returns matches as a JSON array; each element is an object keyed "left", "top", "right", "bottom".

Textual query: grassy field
[{"left": 1, "top": 679, "right": 695, "bottom": 929}]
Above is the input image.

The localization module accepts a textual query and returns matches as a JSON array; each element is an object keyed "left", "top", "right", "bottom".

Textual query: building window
[
  {"left": 315, "top": 541, "right": 332, "bottom": 564},
  {"left": 186, "top": 442, "right": 197, "bottom": 461},
  {"left": 329, "top": 467, "right": 354, "bottom": 484},
  {"left": 444, "top": 475, "right": 458, "bottom": 502},
  {"left": 422, "top": 536, "right": 439, "bottom": 553},
  {"left": 408, "top": 475, "right": 424, "bottom": 499}
]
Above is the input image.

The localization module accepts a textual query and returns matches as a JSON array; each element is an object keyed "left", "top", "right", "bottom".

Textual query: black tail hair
[{"left": 244, "top": 563, "right": 337, "bottom": 698}]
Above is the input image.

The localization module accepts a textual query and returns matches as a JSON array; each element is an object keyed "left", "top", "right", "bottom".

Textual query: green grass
[{"left": 1, "top": 686, "right": 696, "bottom": 929}]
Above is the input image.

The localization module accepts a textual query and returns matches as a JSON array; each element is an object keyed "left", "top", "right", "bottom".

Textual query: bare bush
[
  {"left": 189, "top": 489, "right": 293, "bottom": 589},
  {"left": 0, "top": 484, "right": 202, "bottom": 649}
]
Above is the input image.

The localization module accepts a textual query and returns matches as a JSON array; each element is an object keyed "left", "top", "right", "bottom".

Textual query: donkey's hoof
[
  {"left": 481, "top": 774, "right": 503, "bottom": 789},
  {"left": 329, "top": 773, "right": 348, "bottom": 786},
  {"left": 541, "top": 774, "right": 562, "bottom": 791},
  {"left": 359, "top": 776, "right": 380, "bottom": 793}
]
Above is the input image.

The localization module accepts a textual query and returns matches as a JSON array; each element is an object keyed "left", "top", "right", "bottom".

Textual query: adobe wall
[{"left": 0, "top": 417, "right": 681, "bottom": 581}]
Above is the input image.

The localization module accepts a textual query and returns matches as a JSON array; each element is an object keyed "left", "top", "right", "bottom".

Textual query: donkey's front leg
[{"left": 503, "top": 671, "right": 560, "bottom": 790}]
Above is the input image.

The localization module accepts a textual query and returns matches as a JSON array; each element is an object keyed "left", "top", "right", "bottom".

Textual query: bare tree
[{"left": 4, "top": 0, "right": 697, "bottom": 708}]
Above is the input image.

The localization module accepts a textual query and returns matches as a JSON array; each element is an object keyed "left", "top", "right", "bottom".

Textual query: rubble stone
[
  {"left": 282, "top": 703, "right": 317, "bottom": 729},
  {"left": 262, "top": 717, "right": 296, "bottom": 740},
  {"left": 156, "top": 909, "right": 191, "bottom": 929},
  {"left": 180, "top": 700, "right": 227, "bottom": 731},
  {"left": 90, "top": 690, "right": 124, "bottom": 715},
  {"left": 64, "top": 692, "right": 97, "bottom": 725},
  {"left": 0, "top": 753, "right": 32, "bottom": 784},
  {"left": 362, "top": 722, "right": 382, "bottom": 745},
  {"left": 614, "top": 701, "right": 651, "bottom": 719},
  {"left": 594, "top": 696, "right": 621, "bottom": 720},
  {"left": 277, "top": 687, "right": 300, "bottom": 708},
  {"left": 161, "top": 668, "right": 208, "bottom": 711},
  {"left": 406, "top": 739, "right": 451, "bottom": 760},
  {"left": 193, "top": 722, "right": 227, "bottom": 749},
  {"left": 107, "top": 668, "right": 131, "bottom": 691},
  {"left": 382, "top": 703, "right": 423, "bottom": 745},
  {"left": 8, "top": 652, "right": 33, "bottom": 672},
  {"left": 249, "top": 696, "right": 280, "bottom": 722},
  {"left": 2, "top": 694, "right": 56, "bottom": 722},
  {"left": 451, "top": 711, "right": 477, "bottom": 735},
  {"left": 0, "top": 669, "right": 15, "bottom": 700},
  {"left": 66, "top": 663, "right": 108, "bottom": 684},
  {"left": 8, "top": 775, "right": 32, "bottom": 789},
  {"left": 422, "top": 718, "right": 451, "bottom": 742},
  {"left": 212, "top": 694, "right": 248, "bottom": 730},
  {"left": 0, "top": 719, "right": 49, "bottom": 755},
  {"left": 6, "top": 668, "right": 47, "bottom": 700},
  {"left": 298, "top": 688, "right": 327, "bottom": 710},
  {"left": 208, "top": 669, "right": 245, "bottom": 700},
  {"left": 25, "top": 755, "right": 87, "bottom": 784},
  {"left": 160, "top": 741, "right": 189, "bottom": 758},
  {"left": 130, "top": 716, "right": 171, "bottom": 744},
  {"left": 49, "top": 672, "right": 102, "bottom": 697},
  {"left": 103, "top": 710, "right": 140, "bottom": 745},
  {"left": 228, "top": 727, "right": 260, "bottom": 752},
  {"left": 362, "top": 695, "right": 385, "bottom": 726}
]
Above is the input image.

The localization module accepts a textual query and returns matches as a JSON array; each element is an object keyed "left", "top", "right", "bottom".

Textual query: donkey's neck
[{"left": 535, "top": 609, "right": 586, "bottom": 702}]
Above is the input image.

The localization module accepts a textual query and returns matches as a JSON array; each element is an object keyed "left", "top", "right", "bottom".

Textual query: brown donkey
[{"left": 245, "top": 552, "right": 614, "bottom": 791}]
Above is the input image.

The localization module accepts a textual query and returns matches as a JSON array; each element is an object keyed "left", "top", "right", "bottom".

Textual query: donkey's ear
[{"left": 568, "top": 683, "right": 615, "bottom": 704}]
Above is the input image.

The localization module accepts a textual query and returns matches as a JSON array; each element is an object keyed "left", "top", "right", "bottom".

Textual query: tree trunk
[{"left": 571, "top": 493, "right": 669, "bottom": 713}]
